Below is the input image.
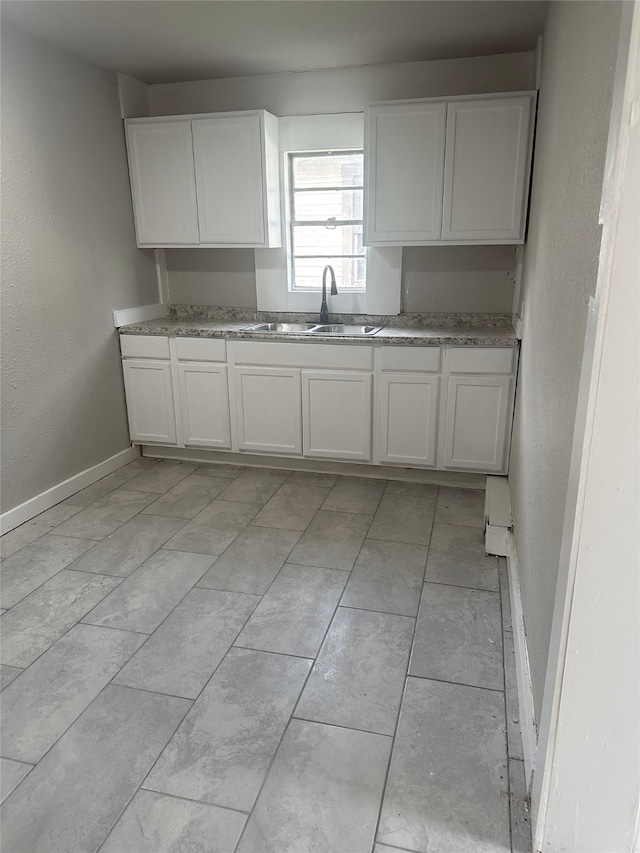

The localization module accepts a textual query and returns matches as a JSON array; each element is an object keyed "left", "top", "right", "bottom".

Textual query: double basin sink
[{"left": 245, "top": 322, "right": 382, "bottom": 336}]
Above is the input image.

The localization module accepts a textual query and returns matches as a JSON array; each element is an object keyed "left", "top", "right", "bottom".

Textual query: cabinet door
[
  {"left": 443, "top": 375, "right": 512, "bottom": 472},
  {"left": 365, "top": 102, "right": 447, "bottom": 244},
  {"left": 177, "top": 363, "right": 230, "bottom": 449},
  {"left": 234, "top": 367, "right": 302, "bottom": 454},
  {"left": 125, "top": 121, "right": 199, "bottom": 246},
  {"left": 122, "top": 359, "right": 177, "bottom": 445},
  {"left": 442, "top": 96, "right": 534, "bottom": 242},
  {"left": 192, "top": 115, "right": 266, "bottom": 245},
  {"left": 302, "top": 371, "right": 372, "bottom": 461},
  {"left": 378, "top": 373, "right": 439, "bottom": 467}
]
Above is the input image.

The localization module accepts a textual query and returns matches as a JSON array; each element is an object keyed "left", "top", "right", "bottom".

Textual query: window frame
[
  {"left": 287, "top": 149, "right": 367, "bottom": 293},
  {"left": 254, "top": 113, "right": 401, "bottom": 316}
]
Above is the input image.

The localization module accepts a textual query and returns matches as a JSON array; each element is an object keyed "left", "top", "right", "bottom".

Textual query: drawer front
[
  {"left": 447, "top": 347, "right": 514, "bottom": 375},
  {"left": 175, "top": 337, "right": 226, "bottom": 362},
  {"left": 120, "top": 334, "right": 170, "bottom": 360},
  {"left": 231, "top": 340, "right": 373, "bottom": 370},
  {"left": 378, "top": 346, "right": 441, "bottom": 372}
]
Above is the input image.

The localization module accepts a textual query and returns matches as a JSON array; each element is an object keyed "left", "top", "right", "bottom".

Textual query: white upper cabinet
[
  {"left": 364, "top": 92, "right": 536, "bottom": 246},
  {"left": 442, "top": 97, "right": 534, "bottom": 242},
  {"left": 125, "top": 111, "right": 282, "bottom": 248},
  {"left": 126, "top": 121, "right": 199, "bottom": 246},
  {"left": 365, "top": 102, "right": 446, "bottom": 244}
]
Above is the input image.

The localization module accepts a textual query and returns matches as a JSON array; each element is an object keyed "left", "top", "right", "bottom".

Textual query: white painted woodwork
[
  {"left": 175, "top": 337, "right": 226, "bottom": 362},
  {"left": 232, "top": 340, "right": 373, "bottom": 370},
  {"left": 302, "top": 371, "right": 372, "bottom": 461},
  {"left": 120, "top": 334, "right": 170, "bottom": 360},
  {"left": 193, "top": 114, "right": 266, "bottom": 245},
  {"left": 378, "top": 373, "right": 439, "bottom": 466},
  {"left": 177, "top": 362, "right": 230, "bottom": 448},
  {"left": 442, "top": 96, "right": 534, "bottom": 242},
  {"left": 125, "top": 121, "right": 199, "bottom": 246},
  {"left": 443, "top": 374, "right": 512, "bottom": 471},
  {"left": 122, "top": 359, "right": 177, "bottom": 445},
  {"left": 234, "top": 366, "right": 302, "bottom": 454},
  {"left": 447, "top": 346, "right": 514, "bottom": 374},
  {"left": 365, "top": 101, "right": 447, "bottom": 244},
  {"left": 378, "top": 345, "right": 441, "bottom": 372}
]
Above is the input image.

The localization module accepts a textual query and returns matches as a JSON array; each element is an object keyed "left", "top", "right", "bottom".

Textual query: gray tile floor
[{"left": 0, "top": 458, "right": 531, "bottom": 853}]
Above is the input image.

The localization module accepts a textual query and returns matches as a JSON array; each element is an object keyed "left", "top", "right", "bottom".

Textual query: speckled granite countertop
[{"left": 118, "top": 306, "right": 519, "bottom": 347}]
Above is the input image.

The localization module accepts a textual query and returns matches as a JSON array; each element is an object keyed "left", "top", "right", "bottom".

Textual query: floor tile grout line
[
  {"left": 232, "top": 574, "right": 350, "bottom": 852},
  {"left": 93, "top": 683, "right": 194, "bottom": 853},
  {"left": 46, "top": 489, "right": 192, "bottom": 544},
  {"left": 80, "top": 549, "right": 219, "bottom": 640},
  {"left": 371, "top": 672, "right": 415, "bottom": 851},
  {"left": 139, "top": 785, "right": 251, "bottom": 817},
  {"left": 421, "top": 577, "right": 501, "bottom": 594},
  {"left": 336, "top": 603, "right": 417, "bottom": 622},
  {"left": 407, "top": 672, "right": 505, "bottom": 694},
  {"left": 0, "top": 571, "right": 132, "bottom": 672},
  {"left": 291, "top": 715, "right": 395, "bottom": 739}
]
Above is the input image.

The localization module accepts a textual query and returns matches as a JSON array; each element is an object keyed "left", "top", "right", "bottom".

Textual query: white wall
[
  {"left": 507, "top": 1, "right": 622, "bottom": 721},
  {"left": 1, "top": 25, "right": 158, "bottom": 513},
  {"left": 156, "top": 52, "right": 533, "bottom": 313},
  {"left": 149, "top": 51, "right": 535, "bottom": 117},
  {"left": 534, "top": 7, "right": 639, "bottom": 846}
]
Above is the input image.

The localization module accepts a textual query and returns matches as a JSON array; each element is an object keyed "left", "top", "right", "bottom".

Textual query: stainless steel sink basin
[
  {"left": 245, "top": 322, "right": 382, "bottom": 336},
  {"left": 245, "top": 323, "right": 318, "bottom": 333},
  {"left": 312, "top": 324, "right": 381, "bottom": 336}
]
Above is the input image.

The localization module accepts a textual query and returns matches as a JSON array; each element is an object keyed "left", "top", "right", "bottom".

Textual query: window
[{"left": 288, "top": 151, "right": 366, "bottom": 292}]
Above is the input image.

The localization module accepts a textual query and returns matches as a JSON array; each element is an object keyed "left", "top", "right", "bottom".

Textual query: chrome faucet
[{"left": 320, "top": 265, "right": 338, "bottom": 324}]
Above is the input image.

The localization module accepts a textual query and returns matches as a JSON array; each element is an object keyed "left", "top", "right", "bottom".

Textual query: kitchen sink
[
  {"left": 245, "top": 322, "right": 382, "bottom": 336},
  {"left": 312, "top": 324, "right": 381, "bottom": 336},
  {"left": 245, "top": 323, "right": 319, "bottom": 332}
]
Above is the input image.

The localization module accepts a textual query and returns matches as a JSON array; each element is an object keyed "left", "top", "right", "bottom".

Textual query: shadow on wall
[
  {"left": 165, "top": 244, "right": 517, "bottom": 314},
  {"left": 402, "top": 245, "right": 517, "bottom": 313}
]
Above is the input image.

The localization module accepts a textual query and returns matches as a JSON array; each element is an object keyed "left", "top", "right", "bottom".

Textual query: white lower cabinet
[
  {"left": 443, "top": 374, "right": 512, "bottom": 472},
  {"left": 234, "top": 366, "right": 302, "bottom": 455},
  {"left": 177, "top": 362, "right": 230, "bottom": 448},
  {"left": 378, "top": 372, "right": 439, "bottom": 466},
  {"left": 122, "top": 359, "right": 177, "bottom": 445},
  {"left": 120, "top": 334, "right": 517, "bottom": 475},
  {"left": 302, "top": 371, "right": 372, "bottom": 461}
]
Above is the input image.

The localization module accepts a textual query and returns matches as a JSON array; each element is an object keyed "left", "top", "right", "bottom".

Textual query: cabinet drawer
[
  {"left": 231, "top": 341, "right": 373, "bottom": 370},
  {"left": 120, "top": 335, "right": 170, "bottom": 360},
  {"left": 447, "top": 347, "right": 514, "bottom": 375},
  {"left": 175, "top": 337, "right": 226, "bottom": 362},
  {"left": 378, "top": 346, "right": 441, "bottom": 372}
]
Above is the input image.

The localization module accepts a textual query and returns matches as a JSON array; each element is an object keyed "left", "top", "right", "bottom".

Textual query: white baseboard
[
  {"left": 140, "top": 445, "right": 488, "bottom": 489},
  {"left": 0, "top": 447, "right": 141, "bottom": 535},
  {"left": 484, "top": 476, "right": 537, "bottom": 787},
  {"left": 506, "top": 533, "right": 538, "bottom": 788}
]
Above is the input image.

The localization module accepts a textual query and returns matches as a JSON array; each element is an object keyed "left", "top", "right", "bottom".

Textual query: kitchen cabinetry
[
  {"left": 442, "top": 347, "right": 515, "bottom": 472},
  {"left": 234, "top": 366, "right": 302, "bottom": 455},
  {"left": 302, "top": 371, "right": 372, "bottom": 461},
  {"left": 365, "top": 92, "right": 536, "bottom": 246},
  {"left": 125, "top": 120, "right": 199, "bottom": 246},
  {"left": 122, "top": 358, "right": 177, "bottom": 445},
  {"left": 125, "top": 110, "right": 281, "bottom": 248},
  {"left": 376, "top": 346, "right": 441, "bottom": 467},
  {"left": 119, "top": 334, "right": 517, "bottom": 475}
]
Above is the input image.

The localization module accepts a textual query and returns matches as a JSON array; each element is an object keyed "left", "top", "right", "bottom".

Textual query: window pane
[
  {"left": 292, "top": 153, "right": 363, "bottom": 188},
  {"left": 293, "top": 223, "right": 364, "bottom": 258},
  {"left": 293, "top": 189, "right": 363, "bottom": 222},
  {"left": 293, "top": 257, "right": 366, "bottom": 290}
]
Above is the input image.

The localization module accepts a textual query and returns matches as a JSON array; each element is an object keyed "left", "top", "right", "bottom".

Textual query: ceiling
[{"left": 1, "top": 0, "right": 548, "bottom": 85}]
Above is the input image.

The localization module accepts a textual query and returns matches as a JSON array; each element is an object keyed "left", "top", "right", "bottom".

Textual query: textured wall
[
  {"left": 1, "top": 25, "right": 158, "bottom": 513},
  {"left": 508, "top": 1, "right": 621, "bottom": 721}
]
